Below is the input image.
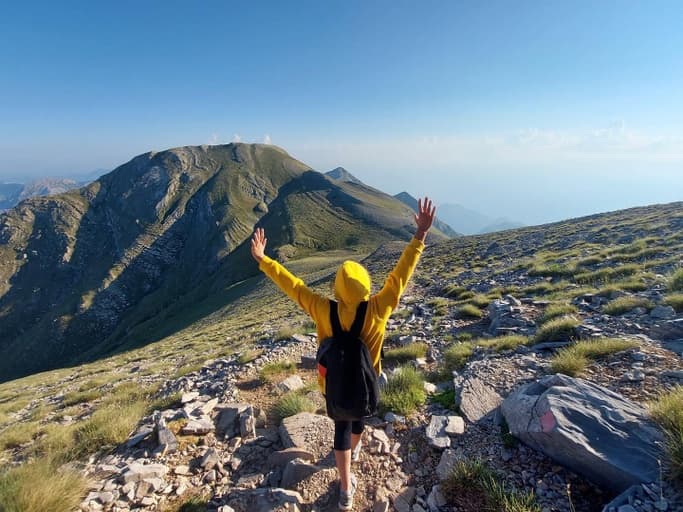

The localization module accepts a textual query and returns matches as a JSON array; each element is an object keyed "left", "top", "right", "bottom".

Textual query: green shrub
[
  {"left": 650, "top": 386, "right": 683, "bottom": 482},
  {"left": 457, "top": 304, "right": 483, "bottom": 319},
  {"left": 259, "top": 360, "right": 296, "bottom": 383},
  {"left": 664, "top": 294, "right": 683, "bottom": 313},
  {"left": 384, "top": 342, "right": 428, "bottom": 363},
  {"left": 539, "top": 303, "right": 578, "bottom": 324},
  {"left": 670, "top": 268, "right": 683, "bottom": 292},
  {"left": 476, "top": 335, "right": 529, "bottom": 352},
  {"left": 551, "top": 338, "right": 637, "bottom": 376},
  {"left": 441, "top": 460, "right": 540, "bottom": 512},
  {"left": 430, "top": 389, "right": 457, "bottom": 411},
  {"left": 533, "top": 316, "right": 580, "bottom": 343},
  {"left": 272, "top": 392, "right": 316, "bottom": 421},
  {"left": 379, "top": 366, "right": 426, "bottom": 416},
  {"left": 603, "top": 296, "right": 653, "bottom": 316},
  {"left": 0, "top": 461, "right": 87, "bottom": 512}
]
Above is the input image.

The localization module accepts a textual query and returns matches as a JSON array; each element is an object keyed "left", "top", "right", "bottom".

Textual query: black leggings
[{"left": 333, "top": 419, "right": 364, "bottom": 450}]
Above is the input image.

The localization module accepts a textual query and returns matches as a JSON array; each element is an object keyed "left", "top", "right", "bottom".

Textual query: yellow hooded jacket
[{"left": 258, "top": 238, "right": 426, "bottom": 390}]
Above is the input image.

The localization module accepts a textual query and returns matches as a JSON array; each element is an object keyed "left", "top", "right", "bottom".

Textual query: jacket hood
[{"left": 334, "top": 260, "right": 371, "bottom": 304}]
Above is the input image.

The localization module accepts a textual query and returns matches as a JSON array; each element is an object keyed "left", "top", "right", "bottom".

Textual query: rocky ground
[{"left": 76, "top": 280, "right": 683, "bottom": 512}]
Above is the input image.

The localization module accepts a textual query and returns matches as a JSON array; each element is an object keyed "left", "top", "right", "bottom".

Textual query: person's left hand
[{"left": 251, "top": 228, "right": 267, "bottom": 262}]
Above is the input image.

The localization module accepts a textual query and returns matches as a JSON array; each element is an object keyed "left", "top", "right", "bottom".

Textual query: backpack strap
[{"left": 329, "top": 300, "right": 368, "bottom": 338}]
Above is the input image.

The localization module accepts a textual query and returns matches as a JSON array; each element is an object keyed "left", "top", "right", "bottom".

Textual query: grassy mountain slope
[
  {"left": 0, "top": 143, "right": 443, "bottom": 381},
  {"left": 0, "top": 200, "right": 681, "bottom": 512}
]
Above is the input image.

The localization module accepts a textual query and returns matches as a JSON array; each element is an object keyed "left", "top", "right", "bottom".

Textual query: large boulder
[
  {"left": 279, "top": 413, "right": 334, "bottom": 460},
  {"left": 501, "top": 374, "right": 664, "bottom": 492}
]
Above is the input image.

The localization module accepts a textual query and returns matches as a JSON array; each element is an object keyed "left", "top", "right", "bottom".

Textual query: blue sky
[{"left": 1, "top": 1, "right": 682, "bottom": 224}]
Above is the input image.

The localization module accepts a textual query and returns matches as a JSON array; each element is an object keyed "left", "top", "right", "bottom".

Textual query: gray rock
[
  {"left": 427, "top": 485, "right": 447, "bottom": 512},
  {"left": 280, "top": 459, "right": 322, "bottom": 489},
  {"left": 393, "top": 486, "right": 417, "bottom": 512},
  {"left": 120, "top": 463, "right": 168, "bottom": 484},
  {"left": 156, "top": 425, "right": 178, "bottom": 454},
  {"left": 425, "top": 415, "right": 462, "bottom": 449},
  {"left": 225, "top": 487, "right": 303, "bottom": 512},
  {"left": 501, "top": 374, "right": 664, "bottom": 492},
  {"left": 662, "top": 370, "right": 683, "bottom": 380},
  {"left": 240, "top": 406, "right": 256, "bottom": 439},
  {"left": 200, "top": 447, "right": 220, "bottom": 469},
  {"left": 267, "top": 447, "right": 317, "bottom": 468},
  {"left": 436, "top": 448, "right": 463, "bottom": 480},
  {"left": 454, "top": 376, "right": 503, "bottom": 423},
  {"left": 276, "top": 375, "right": 305, "bottom": 393},
  {"left": 125, "top": 425, "right": 154, "bottom": 448},
  {"left": 279, "top": 413, "right": 334, "bottom": 458},
  {"left": 181, "top": 418, "right": 214, "bottom": 435},
  {"left": 650, "top": 305, "right": 676, "bottom": 319},
  {"left": 181, "top": 391, "right": 199, "bottom": 404},
  {"left": 215, "top": 403, "right": 250, "bottom": 438}
]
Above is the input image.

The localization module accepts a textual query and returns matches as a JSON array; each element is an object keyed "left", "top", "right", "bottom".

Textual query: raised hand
[
  {"left": 414, "top": 197, "right": 436, "bottom": 242},
  {"left": 251, "top": 227, "right": 267, "bottom": 262}
]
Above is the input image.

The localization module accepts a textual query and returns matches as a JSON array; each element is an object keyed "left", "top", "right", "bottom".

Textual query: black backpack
[{"left": 316, "top": 300, "right": 380, "bottom": 421}]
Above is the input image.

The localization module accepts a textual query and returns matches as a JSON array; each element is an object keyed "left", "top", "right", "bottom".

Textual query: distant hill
[
  {"left": 0, "top": 177, "right": 89, "bottom": 211},
  {"left": 324, "top": 167, "right": 364, "bottom": 185},
  {"left": 437, "top": 202, "right": 525, "bottom": 235},
  {"left": 0, "top": 143, "right": 449, "bottom": 381},
  {"left": 393, "top": 192, "right": 461, "bottom": 237}
]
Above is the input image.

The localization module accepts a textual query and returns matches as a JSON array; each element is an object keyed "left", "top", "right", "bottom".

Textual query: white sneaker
[
  {"left": 351, "top": 441, "right": 362, "bottom": 462},
  {"left": 338, "top": 473, "right": 358, "bottom": 510}
]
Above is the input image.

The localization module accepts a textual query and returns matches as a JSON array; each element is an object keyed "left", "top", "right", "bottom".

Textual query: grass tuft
[
  {"left": 664, "top": 294, "right": 683, "bottom": 313},
  {"left": 379, "top": 366, "right": 426, "bottom": 416},
  {"left": 0, "top": 461, "right": 87, "bottom": 512},
  {"left": 441, "top": 460, "right": 540, "bottom": 512},
  {"left": 384, "top": 342, "right": 428, "bottom": 363},
  {"left": 258, "top": 360, "right": 296, "bottom": 383},
  {"left": 237, "top": 348, "right": 263, "bottom": 364},
  {"left": 272, "top": 392, "right": 316, "bottom": 422},
  {"left": 476, "top": 335, "right": 529, "bottom": 352},
  {"left": 533, "top": 316, "right": 580, "bottom": 343},
  {"left": 443, "top": 343, "right": 474, "bottom": 373},
  {"left": 456, "top": 304, "right": 483, "bottom": 319},
  {"left": 603, "top": 296, "right": 653, "bottom": 316},
  {"left": 669, "top": 268, "right": 683, "bottom": 292},
  {"left": 649, "top": 386, "right": 683, "bottom": 482},
  {"left": 550, "top": 337, "right": 637, "bottom": 376},
  {"left": 539, "top": 304, "right": 578, "bottom": 325}
]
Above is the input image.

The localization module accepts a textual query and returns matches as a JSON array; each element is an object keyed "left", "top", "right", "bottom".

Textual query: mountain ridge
[{"left": 0, "top": 143, "right": 448, "bottom": 381}]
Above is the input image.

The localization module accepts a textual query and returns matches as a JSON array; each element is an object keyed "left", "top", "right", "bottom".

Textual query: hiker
[{"left": 250, "top": 197, "right": 436, "bottom": 510}]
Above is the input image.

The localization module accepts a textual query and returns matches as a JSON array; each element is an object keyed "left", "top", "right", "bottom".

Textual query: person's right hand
[
  {"left": 414, "top": 197, "right": 436, "bottom": 241},
  {"left": 251, "top": 227, "right": 267, "bottom": 262}
]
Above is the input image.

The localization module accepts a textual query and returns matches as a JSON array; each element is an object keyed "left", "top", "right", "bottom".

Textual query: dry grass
[
  {"left": 649, "top": 386, "right": 683, "bottom": 482},
  {"left": 539, "top": 303, "right": 578, "bottom": 325},
  {"left": 664, "top": 294, "right": 683, "bottom": 313},
  {"left": 258, "top": 360, "right": 297, "bottom": 383},
  {"left": 0, "top": 461, "right": 88, "bottom": 512}
]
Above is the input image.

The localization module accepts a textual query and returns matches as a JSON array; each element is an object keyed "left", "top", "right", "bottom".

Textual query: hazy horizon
[{"left": 1, "top": 1, "right": 681, "bottom": 225}]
